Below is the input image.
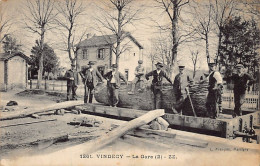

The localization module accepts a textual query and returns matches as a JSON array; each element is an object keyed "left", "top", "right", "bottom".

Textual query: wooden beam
[
  {"left": 66, "top": 109, "right": 164, "bottom": 154},
  {"left": 121, "top": 135, "right": 172, "bottom": 149},
  {"left": 128, "top": 128, "right": 208, "bottom": 148},
  {"left": 76, "top": 104, "right": 260, "bottom": 138},
  {"left": 0, "top": 118, "right": 57, "bottom": 128},
  {"left": 0, "top": 100, "right": 84, "bottom": 121}
]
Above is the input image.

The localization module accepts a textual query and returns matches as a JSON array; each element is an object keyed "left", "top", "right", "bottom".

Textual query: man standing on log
[
  {"left": 65, "top": 61, "right": 79, "bottom": 101},
  {"left": 80, "top": 61, "right": 105, "bottom": 103},
  {"left": 228, "top": 63, "right": 254, "bottom": 117},
  {"left": 103, "top": 64, "right": 128, "bottom": 107},
  {"left": 206, "top": 62, "right": 223, "bottom": 119},
  {"left": 173, "top": 65, "right": 190, "bottom": 114},
  {"left": 145, "top": 62, "right": 173, "bottom": 109},
  {"left": 128, "top": 60, "right": 145, "bottom": 94}
]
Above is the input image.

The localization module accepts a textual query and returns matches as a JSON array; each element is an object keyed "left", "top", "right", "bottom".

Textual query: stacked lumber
[{"left": 182, "top": 81, "right": 209, "bottom": 117}]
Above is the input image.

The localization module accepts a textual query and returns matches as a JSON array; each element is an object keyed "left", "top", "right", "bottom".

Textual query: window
[
  {"left": 98, "top": 48, "right": 105, "bottom": 59},
  {"left": 125, "top": 69, "right": 129, "bottom": 81},
  {"left": 82, "top": 49, "right": 88, "bottom": 59}
]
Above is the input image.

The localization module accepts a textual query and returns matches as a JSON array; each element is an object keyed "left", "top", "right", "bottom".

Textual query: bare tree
[
  {"left": 239, "top": 0, "right": 260, "bottom": 18},
  {"left": 188, "top": 0, "right": 213, "bottom": 63},
  {"left": 210, "top": 0, "right": 237, "bottom": 65},
  {"left": 190, "top": 50, "right": 200, "bottom": 78},
  {"left": 149, "top": 32, "right": 172, "bottom": 73},
  {"left": 154, "top": 0, "right": 190, "bottom": 73},
  {"left": 94, "top": 0, "right": 142, "bottom": 67},
  {"left": 55, "top": 0, "right": 87, "bottom": 64},
  {"left": 22, "top": 0, "right": 57, "bottom": 88},
  {"left": 0, "top": 2, "right": 13, "bottom": 43}
]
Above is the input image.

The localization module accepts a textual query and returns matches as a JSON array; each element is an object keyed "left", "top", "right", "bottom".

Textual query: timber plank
[{"left": 1, "top": 100, "right": 84, "bottom": 121}]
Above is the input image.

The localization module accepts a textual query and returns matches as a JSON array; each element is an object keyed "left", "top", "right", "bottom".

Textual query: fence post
[
  {"left": 61, "top": 80, "right": 63, "bottom": 92},
  {"left": 30, "top": 79, "right": 32, "bottom": 89},
  {"left": 53, "top": 80, "right": 55, "bottom": 91}
]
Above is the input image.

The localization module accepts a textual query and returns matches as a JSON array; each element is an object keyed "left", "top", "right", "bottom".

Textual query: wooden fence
[
  {"left": 222, "top": 90, "right": 259, "bottom": 110},
  {"left": 28, "top": 79, "right": 260, "bottom": 110}
]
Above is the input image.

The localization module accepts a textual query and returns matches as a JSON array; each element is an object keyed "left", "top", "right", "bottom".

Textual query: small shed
[{"left": 0, "top": 52, "right": 30, "bottom": 91}]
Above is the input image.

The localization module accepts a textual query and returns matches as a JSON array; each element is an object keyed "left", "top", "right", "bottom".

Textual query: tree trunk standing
[
  {"left": 170, "top": 0, "right": 178, "bottom": 76},
  {"left": 116, "top": 6, "right": 122, "bottom": 67},
  {"left": 36, "top": 28, "right": 45, "bottom": 89},
  {"left": 205, "top": 34, "right": 210, "bottom": 63},
  {"left": 216, "top": 31, "right": 223, "bottom": 68},
  {"left": 68, "top": 30, "right": 73, "bottom": 62}
]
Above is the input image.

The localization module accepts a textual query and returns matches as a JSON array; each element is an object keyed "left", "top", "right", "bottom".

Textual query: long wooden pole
[
  {"left": 0, "top": 100, "right": 84, "bottom": 121},
  {"left": 83, "top": 109, "right": 164, "bottom": 154},
  {"left": 0, "top": 118, "right": 57, "bottom": 128}
]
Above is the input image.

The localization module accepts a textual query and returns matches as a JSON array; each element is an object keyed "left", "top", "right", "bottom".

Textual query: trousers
[
  {"left": 107, "top": 83, "right": 119, "bottom": 107},
  {"left": 234, "top": 92, "right": 245, "bottom": 116},
  {"left": 67, "top": 85, "right": 77, "bottom": 100},
  {"left": 84, "top": 82, "right": 94, "bottom": 103}
]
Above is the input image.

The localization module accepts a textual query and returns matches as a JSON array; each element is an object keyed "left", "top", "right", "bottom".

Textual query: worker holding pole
[{"left": 172, "top": 65, "right": 192, "bottom": 114}]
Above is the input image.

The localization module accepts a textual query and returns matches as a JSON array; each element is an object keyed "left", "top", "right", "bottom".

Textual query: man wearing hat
[
  {"left": 64, "top": 61, "right": 79, "bottom": 101},
  {"left": 173, "top": 65, "right": 191, "bottom": 113},
  {"left": 128, "top": 60, "right": 145, "bottom": 94},
  {"left": 228, "top": 63, "right": 254, "bottom": 117},
  {"left": 145, "top": 62, "right": 173, "bottom": 109},
  {"left": 103, "top": 64, "right": 128, "bottom": 107},
  {"left": 80, "top": 61, "right": 104, "bottom": 103},
  {"left": 205, "top": 62, "right": 223, "bottom": 119}
]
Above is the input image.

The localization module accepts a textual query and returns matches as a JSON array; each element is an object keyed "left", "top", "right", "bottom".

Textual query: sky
[{"left": 1, "top": 0, "right": 251, "bottom": 71}]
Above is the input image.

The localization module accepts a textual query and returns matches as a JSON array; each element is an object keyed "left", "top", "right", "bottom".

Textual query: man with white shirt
[
  {"left": 206, "top": 62, "right": 223, "bottom": 119},
  {"left": 103, "top": 64, "right": 128, "bottom": 107}
]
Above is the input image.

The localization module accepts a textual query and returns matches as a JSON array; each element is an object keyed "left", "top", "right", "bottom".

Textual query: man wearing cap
[
  {"left": 228, "top": 63, "right": 254, "bottom": 117},
  {"left": 128, "top": 60, "right": 145, "bottom": 94},
  {"left": 145, "top": 62, "right": 173, "bottom": 109},
  {"left": 205, "top": 62, "right": 223, "bottom": 119},
  {"left": 80, "top": 61, "right": 104, "bottom": 103},
  {"left": 64, "top": 61, "right": 79, "bottom": 100},
  {"left": 103, "top": 64, "right": 128, "bottom": 107},
  {"left": 173, "top": 65, "right": 191, "bottom": 113}
]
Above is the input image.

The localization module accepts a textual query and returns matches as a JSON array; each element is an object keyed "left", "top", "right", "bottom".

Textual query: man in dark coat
[
  {"left": 64, "top": 62, "right": 79, "bottom": 100},
  {"left": 80, "top": 61, "right": 104, "bottom": 103},
  {"left": 145, "top": 62, "right": 173, "bottom": 109},
  {"left": 229, "top": 63, "right": 254, "bottom": 117},
  {"left": 173, "top": 65, "right": 190, "bottom": 113},
  {"left": 103, "top": 64, "right": 128, "bottom": 107},
  {"left": 205, "top": 62, "right": 223, "bottom": 119}
]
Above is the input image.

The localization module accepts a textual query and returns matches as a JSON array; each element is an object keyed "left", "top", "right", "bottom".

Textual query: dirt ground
[
  {"left": 0, "top": 90, "right": 259, "bottom": 166},
  {"left": 0, "top": 90, "right": 109, "bottom": 159}
]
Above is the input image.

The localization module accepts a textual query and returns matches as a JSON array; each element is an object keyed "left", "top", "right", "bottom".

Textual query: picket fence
[{"left": 28, "top": 79, "right": 260, "bottom": 110}]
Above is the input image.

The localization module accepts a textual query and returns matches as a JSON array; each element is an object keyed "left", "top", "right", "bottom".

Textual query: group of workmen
[{"left": 65, "top": 60, "right": 254, "bottom": 119}]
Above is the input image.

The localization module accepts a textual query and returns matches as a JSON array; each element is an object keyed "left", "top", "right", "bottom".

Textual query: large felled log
[
  {"left": 182, "top": 81, "right": 209, "bottom": 117},
  {"left": 0, "top": 100, "right": 84, "bottom": 121},
  {"left": 94, "top": 83, "right": 175, "bottom": 110},
  {"left": 55, "top": 109, "right": 164, "bottom": 155}
]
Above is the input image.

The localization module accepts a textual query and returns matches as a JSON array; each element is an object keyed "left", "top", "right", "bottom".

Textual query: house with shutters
[{"left": 75, "top": 33, "right": 144, "bottom": 81}]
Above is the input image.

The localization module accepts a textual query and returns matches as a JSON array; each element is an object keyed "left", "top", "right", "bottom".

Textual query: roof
[
  {"left": 77, "top": 33, "right": 143, "bottom": 49},
  {"left": 0, "top": 52, "right": 30, "bottom": 62}
]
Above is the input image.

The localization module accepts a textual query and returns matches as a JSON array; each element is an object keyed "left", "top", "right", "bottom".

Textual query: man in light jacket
[{"left": 103, "top": 64, "right": 128, "bottom": 107}]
